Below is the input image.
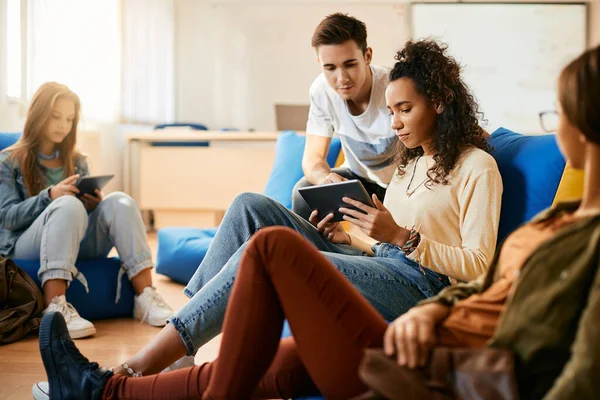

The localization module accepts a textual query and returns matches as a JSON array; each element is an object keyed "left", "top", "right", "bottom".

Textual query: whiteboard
[
  {"left": 210, "top": 2, "right": 407, "bottom": 130},
  {"left": 411, "top": 3, "right": 587, "bottom": 135}
]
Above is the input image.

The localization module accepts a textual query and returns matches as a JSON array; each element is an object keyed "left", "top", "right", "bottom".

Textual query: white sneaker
[
  {"left": 32, "top": 381, "right": 49, "bottom": 400},
  {"left": 161, "top": 355, "right": 196, "bottom": 373},
  {"left": 133, "top": 287, "right": 174, "bottom": 327},
  {"left": 43, "top": 295, "right": 96, "bottom": 339}
]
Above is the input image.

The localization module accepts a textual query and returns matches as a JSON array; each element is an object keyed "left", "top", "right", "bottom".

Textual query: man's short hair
[{"left": 311, "top": 13, "right": 368, "bottom": 54}]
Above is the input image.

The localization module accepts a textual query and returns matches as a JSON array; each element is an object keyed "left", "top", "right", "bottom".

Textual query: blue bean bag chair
[
  {"left": 489, "top": 127, "right": 565, "bottom": 243},
  {"left": 0, "top": 132, "right": 135, "bottom": 320},
  {"left": 156, "top": 227, "right": 219, "bottom": 285},
  {"left": 15, "top": 258, "right": 134, "bottom": 320},
  {"left": 155, "top": 131, "right": 342, "bottom": 285}
]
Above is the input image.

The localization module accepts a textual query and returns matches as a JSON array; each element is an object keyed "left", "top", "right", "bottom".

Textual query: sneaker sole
[
  {"left": 133, "top": 310, "right": 169, "bottom": 327},
  {"left": 39, "top": 313, "right": 65, "bottom": 400},
  {"left": 31, "top": 382, "right": 49, "bottom": 400},
  {"left": 69, "top": 325, "right": 97, "bottom": 339}
]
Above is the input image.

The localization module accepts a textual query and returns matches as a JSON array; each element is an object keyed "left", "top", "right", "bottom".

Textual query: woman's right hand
[
  {"left": 309, "top": 210, "right": 350, "bottom": 245},
  {"left": 383, "top": 302, "right": 450, "bottom": 369},
  {"left": 49, "top": 174, "right": 80, "bottom": 200}
]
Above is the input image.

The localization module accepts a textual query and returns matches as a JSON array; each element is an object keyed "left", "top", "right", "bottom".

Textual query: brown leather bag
[
  {"left": 353, "top": 348, "right": 519, "bottom": 400},
  {"left": 0, "top": 256, "right": 44, "bottom": 345}
]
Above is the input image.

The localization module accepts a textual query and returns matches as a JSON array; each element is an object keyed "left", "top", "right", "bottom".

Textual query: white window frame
[{"left": 2, "top": 0, "right": 27, "bottom": 106}]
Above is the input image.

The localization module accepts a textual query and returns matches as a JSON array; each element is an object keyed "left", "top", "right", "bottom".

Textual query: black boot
[{"left": 39, "top": 311, "right": 113, "bottom": 400}]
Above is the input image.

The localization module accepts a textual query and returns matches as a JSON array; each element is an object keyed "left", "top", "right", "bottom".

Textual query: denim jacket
[{"left": 0, "top": 151, "right": 89, "bottom": 256}]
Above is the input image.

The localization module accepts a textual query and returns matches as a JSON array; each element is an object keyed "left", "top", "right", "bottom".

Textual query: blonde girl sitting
[{"left": 0, "top": 82, "right": 173, "bottom": 338}]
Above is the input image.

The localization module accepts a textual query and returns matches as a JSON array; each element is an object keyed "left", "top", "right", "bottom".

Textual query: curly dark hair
[{"left": 390, "top": 39, "right": 489, "bottom": 186}]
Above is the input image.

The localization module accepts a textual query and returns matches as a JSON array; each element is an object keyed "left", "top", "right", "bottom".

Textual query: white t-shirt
[{"left": 306, "top": 65, "right": 398, "bottom": 187}]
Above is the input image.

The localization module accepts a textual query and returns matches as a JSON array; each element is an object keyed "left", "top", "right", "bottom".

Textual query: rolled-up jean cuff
[
  {"left": 183, "top": 287, "right": 195, "bottom": 299},
  {"left": 39, "top": 268, "right": 73, "bottom": 287},
  {"left": 167, "top": 316, "right": 197, "bottom": 356},
  {"left": 124, "top": 259, "right": 153, "bottom": 279},
  {"left": 122, "top": 250, "right": 152, "bottom": 269}
]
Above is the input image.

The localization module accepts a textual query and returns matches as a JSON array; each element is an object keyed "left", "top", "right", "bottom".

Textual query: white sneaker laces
[
  {"left": 139, "top": 289, "right": 170, "bottom": 324},
  {"left": 49, "top": 300, "right": 80, "bottom": 322}
]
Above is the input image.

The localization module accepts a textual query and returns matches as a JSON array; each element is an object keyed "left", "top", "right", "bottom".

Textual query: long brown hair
[
  {"left": 3, "top": 82, "right": 82, "bottom": 196},
  {"left": 390, "top": 40, "right": 489, "bottom": 186},
  {"left": 558, "top": 45, "right": 600, "bottom": 145}
]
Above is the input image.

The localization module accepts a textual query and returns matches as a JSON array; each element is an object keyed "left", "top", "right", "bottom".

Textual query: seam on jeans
[
  {"left": 340, "top": 266, "right": 405, "bottom": 282},
  {"left": 40, "top": 209, "right": 52, "bottom": 272},
  {"left": 95, "top": 205, "right": 110, "bottom": 236},
  {"left": 251, "top": 222, "right": 264, "bottom": 238},
  {"left": 44, "top": 261, "right": 73, "bottom": 269},
  {"left": 39, "top": 270, "right": 72, "bottom": 286},
  {"left": 341, "top": 262, "right": 436, "bottom": 297},
  {"left": 168, "top": 316, "right": 197, "bottom": 356},
  {"left": 121, "top": 251, "right": 153, "bottom": 270},
  {"left": 124, "top": 259, "right": 153, "bottom": 279},
  {"left": 182, "top": 276, "right": 235, "bottom": 325}
]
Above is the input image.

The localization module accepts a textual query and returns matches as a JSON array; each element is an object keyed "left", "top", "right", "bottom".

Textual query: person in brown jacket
[{"left": 35, "top": 44, "right": 600, "bottom": 400}]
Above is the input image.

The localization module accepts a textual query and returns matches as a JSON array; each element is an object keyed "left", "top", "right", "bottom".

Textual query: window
[
  {"left": 28, "top": 0, "right": 121, "bottom": 122},
  {"left": 6, "top": 0, "right": 22, "bottom": 99}
]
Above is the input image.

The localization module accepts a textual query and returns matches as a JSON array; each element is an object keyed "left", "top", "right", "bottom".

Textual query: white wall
[{"left": 174, "top": 0, "right": 600, "bottom": 132}]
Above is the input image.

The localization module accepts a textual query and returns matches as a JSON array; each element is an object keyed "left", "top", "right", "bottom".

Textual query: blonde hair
[{"left": 3, "top": 82, "right": 82, "bottom": 196}]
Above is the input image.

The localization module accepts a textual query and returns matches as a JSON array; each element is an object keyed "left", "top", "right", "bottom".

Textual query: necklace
[
  {"left": 38, "top": 149, "right": 60, "bottom": 160},
  {"left": 405, "top": 155, "right": 429, "bottom": 198}
]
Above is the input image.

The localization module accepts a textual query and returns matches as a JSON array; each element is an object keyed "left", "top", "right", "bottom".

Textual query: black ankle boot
[{"left": 39, "top": 311, "right": 113, "bottom": 400}]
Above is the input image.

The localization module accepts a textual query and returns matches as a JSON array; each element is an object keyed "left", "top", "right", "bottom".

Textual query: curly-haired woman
[{"left": 32, "top": 39, "right": 504, "bottom": 399}]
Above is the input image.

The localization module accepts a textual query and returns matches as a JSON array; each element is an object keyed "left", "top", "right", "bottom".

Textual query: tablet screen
[
  {"left": 298, "top": 179, "right": 374, "bottom": 222},
  {"left": 76, "top": 175, "right": 114, "bottom": 197}
]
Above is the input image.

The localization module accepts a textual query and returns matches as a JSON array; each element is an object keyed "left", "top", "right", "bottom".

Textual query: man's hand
[
  {"left": 383, "top": 302, "right": 450, "bottom": 368},
  {"left": 318, "top": 172, "right": 347, "bottom": 185}
]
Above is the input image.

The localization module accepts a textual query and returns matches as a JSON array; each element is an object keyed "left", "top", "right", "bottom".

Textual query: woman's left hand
[
  {"left": 81, "top": 189, "right": 103, "bottom": 211},
  {"left": 339, "top": 194, "right": 411, "bottom": 246}
]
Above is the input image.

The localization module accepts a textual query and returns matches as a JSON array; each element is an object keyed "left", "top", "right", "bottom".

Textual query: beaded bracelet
[
  {"left": 401, "top": 228, "right": 421, "bottom": 255},
  {"left": 121, "top": 362, "right": 143, "bottom": 378}
]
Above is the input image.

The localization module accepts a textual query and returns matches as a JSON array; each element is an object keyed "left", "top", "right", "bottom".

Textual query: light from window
[
  {"left": 6, "top": 0, "right": 22, "bottom": 99},
  {"left": 28, "top": 0, "right": 121, "bottom": 122}
]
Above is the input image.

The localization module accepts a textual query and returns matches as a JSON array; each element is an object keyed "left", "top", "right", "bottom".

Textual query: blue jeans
[
  {"left": 169, "top": 193, "right": 450, "bottom": 355},
  {"left": 10, "top": 192, "right": 153, "bottom": 297}
]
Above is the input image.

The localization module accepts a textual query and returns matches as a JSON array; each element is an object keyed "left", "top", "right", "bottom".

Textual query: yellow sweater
[{"left": 384, "top": 147, "right": 503, "bottom": 282}]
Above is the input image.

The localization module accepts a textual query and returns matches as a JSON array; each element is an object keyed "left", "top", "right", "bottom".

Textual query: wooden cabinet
[{"left": 124, "top": 131, "right": 280, "bottom": 229}]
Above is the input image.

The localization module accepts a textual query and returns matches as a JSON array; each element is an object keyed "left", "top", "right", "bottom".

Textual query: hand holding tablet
[
  {"left": 298, "top": 180, "right": 375, "bottom": 223},
  {"left": 75, "top": 175, "right": 114, "bottom": 198}
]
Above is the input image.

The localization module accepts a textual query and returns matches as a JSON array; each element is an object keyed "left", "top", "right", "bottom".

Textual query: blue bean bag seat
[
  {"left": 0, "top": 132, "right": 135, "bottom": 320},
  {"left": 489, "top": 127, "right": 565, "bottom": 243},
  {"left": 155, "top": 131, "right": 342, "bottom": 285},
  {"left": 156, "top": 227, "right": 219, "bottom": 285},
  {"left": 15, "top": 258, "right": 134, "bottom": 320}
]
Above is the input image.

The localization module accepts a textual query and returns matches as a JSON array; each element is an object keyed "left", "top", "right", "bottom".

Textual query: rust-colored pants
[{"left": 103, "top": 227, "right": 389, "bottom": 399}]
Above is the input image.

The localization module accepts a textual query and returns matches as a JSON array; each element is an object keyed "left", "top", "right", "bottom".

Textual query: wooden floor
[{"left": 0, "top": 233, "right": 222, "bottom": 400}]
